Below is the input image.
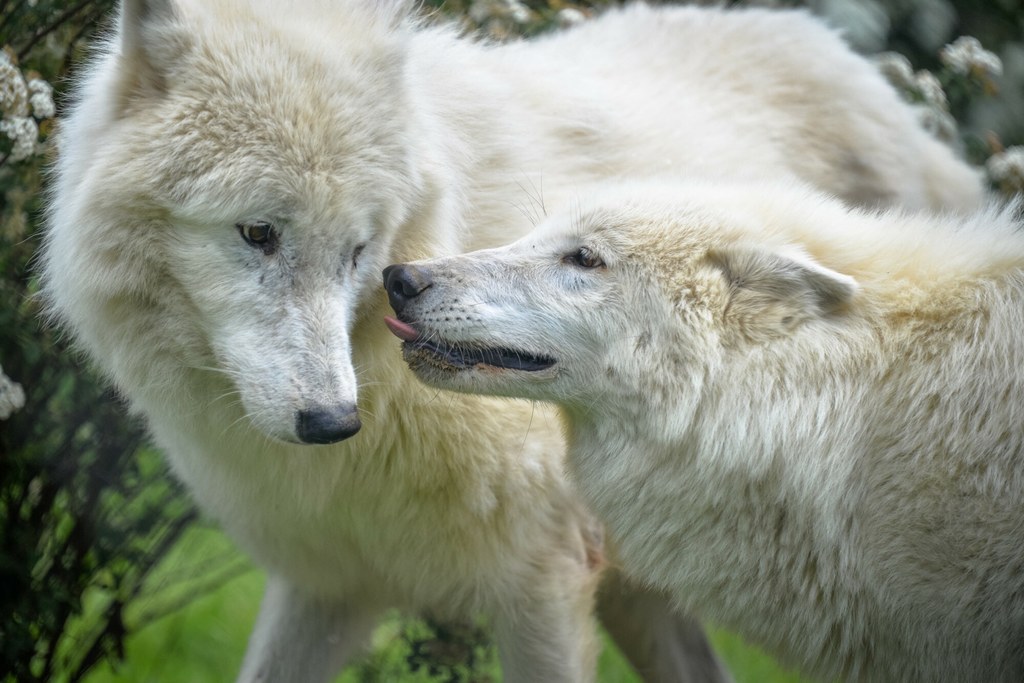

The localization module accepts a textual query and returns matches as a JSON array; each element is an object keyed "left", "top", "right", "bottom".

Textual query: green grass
[{"left": 81, "top": 527, "right": 806, "bottom": 683}]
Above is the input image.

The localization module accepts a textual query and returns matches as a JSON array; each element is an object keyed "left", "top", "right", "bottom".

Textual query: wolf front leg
[
  {"left": 491, "top": 550, "right": 603, "bottom": 683},
  {"left": 493, "top": 595, "right": 601, "bottom": 682},
  {"left": 236, "top": 575, "right": 379, "bottom": 683},
  {"left": 597, "top": 570, "right": 733, "bottom": 683}
]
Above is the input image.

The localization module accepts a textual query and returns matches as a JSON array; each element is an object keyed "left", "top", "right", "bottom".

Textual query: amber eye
[
  {"left": 236, "top": 221, "right": 278, "bottom": 254},
  {"left": 563, "top": 246, "right": 604, "bottom": 269}
]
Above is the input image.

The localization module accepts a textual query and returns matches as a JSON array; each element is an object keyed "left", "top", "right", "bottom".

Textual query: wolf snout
[
  {"left": 295, "top": 403, "right": 361, "bottom": 444},
  {"left": 383, "top": 264, "right": 432, "bottom": 314}
]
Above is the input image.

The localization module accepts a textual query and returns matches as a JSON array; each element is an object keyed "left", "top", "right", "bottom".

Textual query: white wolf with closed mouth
[
  {"left": 385, "top": 179, "right": 1024, "bottom": 682},
  {"left": 42, "top": 0, "right": 984, "bottom": 680}
]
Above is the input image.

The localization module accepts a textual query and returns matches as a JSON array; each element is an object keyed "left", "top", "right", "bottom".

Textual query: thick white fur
[
  {"left": 41, "top": 0, "right": 986, "bottom": 680},
  {"left": 394, "top": 180, "right": 1024, "bottom": 681}
]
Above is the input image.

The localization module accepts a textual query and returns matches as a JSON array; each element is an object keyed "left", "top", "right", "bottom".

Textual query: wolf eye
[
  {"left": 236, "top": 221, "right": 278, "bottom": 255},
  {"left": 352, "top": 243, "right": 366, "bottom": 268},
  {"left": 563, "top": 247, "right": 604, "bottom": 269}
]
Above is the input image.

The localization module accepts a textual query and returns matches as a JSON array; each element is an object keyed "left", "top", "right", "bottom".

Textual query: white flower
[
  {"left": 28, "top": 77, "right": 55, "bottom": 119},
  {"left": 0, "top": 364, "right": 25, "bottom": 420},
  {"left": 1, "top": 115, "right": 39, "bottom": 162},
  {"left": 987, "top": 146, "right": 1024, "bottom": 193},
  {"left": 504, "top": 0, "right": 531, "bottom": 25},
  {"left": 940, "top": 36, "right": 1003, "bottom": 80},
  {"left": 468, "top": 0, "right": 527, "bottom": 25},
  {"left": 468, "top": 0, "right": 499, "bottom": 25},
  {"left": 914, "top": 69, "right": 948, "bottom": 110},
  {"left": 0, "top": 51, "right": 29, "bottom": 118},
  {"left": 914, "top": 105, "right": 957, "bottom": 144},
  {"left": 557, "top": 8, "right": 586, "bottom": 28},
  {"left": 874, "top": 52, "right": 916, "bottom": 91}
]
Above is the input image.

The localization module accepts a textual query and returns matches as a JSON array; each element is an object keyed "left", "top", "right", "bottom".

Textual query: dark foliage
[{"left": 1, "top": 3, "right": 197, "bottom": 681}]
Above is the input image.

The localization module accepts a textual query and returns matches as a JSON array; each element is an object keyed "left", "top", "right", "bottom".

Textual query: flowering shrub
[
  {"left": 0, "top": 4, "right": 202, "bottom": 683},
  {"left": 0, "top": 48, "right": 54, "bottom": 163},
  {"left": 988, "top": 146, "right": 1024, "bottom": 195},
  {"left": 0, "top": 362, "right": 25, "bottom": 419}
]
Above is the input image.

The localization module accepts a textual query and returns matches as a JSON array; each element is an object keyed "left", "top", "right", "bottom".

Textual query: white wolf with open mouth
[
  {"left": 384, "top": 179, "right": 1024, "bottom": 682},
  {"left": 42, "top": 0, "right": 983, "bottom": 680}
]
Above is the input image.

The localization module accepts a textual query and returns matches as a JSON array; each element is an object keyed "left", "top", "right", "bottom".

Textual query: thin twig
[
  {"left": 18, "top": 0, "right": 96, "bottom": 61},
  {"left": 0, "top": 0, "right": 28, "bottom": 37},
  {"left": 0, "top": 0, "right": 11, "bottom": 30},
  {"left": 131, "top": 555, "right": 256, "bottom": 630}
]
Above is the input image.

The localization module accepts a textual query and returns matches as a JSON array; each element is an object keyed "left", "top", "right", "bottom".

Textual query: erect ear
[
  {"left": 115, "top": 0, "right": 186, "bottom": 107},
  {"left": 708, "top": 244, "right": 857, "bottom": 343}
]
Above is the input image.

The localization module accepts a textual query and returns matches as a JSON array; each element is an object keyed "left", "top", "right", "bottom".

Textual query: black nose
[
  {"left": 382, "top": 264, "right": 432, "bottom": 314},
  {"left": 295, "top": 404, "right": 361, "bottom": 444}
]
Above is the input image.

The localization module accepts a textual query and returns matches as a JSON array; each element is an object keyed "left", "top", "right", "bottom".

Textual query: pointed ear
[
  {"left": 709, "top": 244, "right": 857, "bottom": 343},
  {"left": 115, "top": 0, "right": 186, "bottom": 107}
]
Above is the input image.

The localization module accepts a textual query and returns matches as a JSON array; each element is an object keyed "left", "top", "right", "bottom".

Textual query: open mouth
[{"left": 384, "top": 316, "right": 556, "bottom": 372}]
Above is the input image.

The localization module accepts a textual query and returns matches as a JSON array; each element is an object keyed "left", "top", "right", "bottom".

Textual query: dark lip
[
  {"left": 384, "top": 316, "right": 556, "bottom": 372},
  {"left": 409, "top": 337, "right": 557, "bottom": 372}
]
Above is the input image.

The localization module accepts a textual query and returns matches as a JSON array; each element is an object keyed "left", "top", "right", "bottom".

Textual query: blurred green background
[
  {"left": 2, "top": 1, "right": 1021, "bottom": 681},
  {"left": 78, "top": 525, "right": 808, "bottom": 683}
]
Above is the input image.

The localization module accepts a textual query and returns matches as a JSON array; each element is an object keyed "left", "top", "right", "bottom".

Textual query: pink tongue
[{"left": 383, "top": 316, "right": 420, "bottom": 342}]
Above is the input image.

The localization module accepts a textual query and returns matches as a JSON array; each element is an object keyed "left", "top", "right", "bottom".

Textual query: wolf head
[
  {"left": 44, "top": 0, "right": 423, "bottom": 444},
  {"left": 384, "top": 180, "right": 858, "bottom": 413}
]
